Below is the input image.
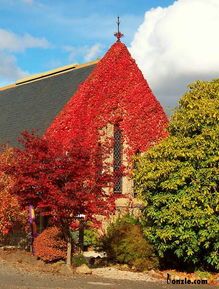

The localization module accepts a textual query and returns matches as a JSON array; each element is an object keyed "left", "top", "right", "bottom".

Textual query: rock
[
  {"left": 59, "top": 264, "right": 73, "bottom": 276},
  {"left": 147, "top": 269, "right": 162, "bottom": 279},
  {"left": 148, "top": 269, "right": 156, "bottom": 275},
  {"left": 83, "top": 251, "right": 106, "bottom": 258},
  {"left": 76, "top": 264, "right": 92, "bottom": 274},
  {"left": 119, "top": 264, "right": 129, "bottom": 271},
  {"left": 52, "top": 260, "right": 66, "bottom": 268},
  {"left": 1, "top": 246, "right": 17, "bottom": 250}
]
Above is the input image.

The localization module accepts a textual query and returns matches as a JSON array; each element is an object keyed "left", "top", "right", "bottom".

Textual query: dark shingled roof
[{"left": 0, "top": 64, "right": 96, "bottom": 146}]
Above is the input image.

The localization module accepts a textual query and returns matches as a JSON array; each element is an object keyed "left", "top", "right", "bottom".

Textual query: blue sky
[
  {"left": 1, "top": 0, "right": 218, "bottom": 112},
  {"left": 0, "top": 0, "right": 174, "bottom": 82}
]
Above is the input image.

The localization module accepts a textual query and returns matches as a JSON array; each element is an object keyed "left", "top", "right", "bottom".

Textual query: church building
[{"left": 0, "top": 28, "right": 168, "bottom": 209}]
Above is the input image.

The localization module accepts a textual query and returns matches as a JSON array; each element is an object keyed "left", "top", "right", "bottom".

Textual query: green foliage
[
  {"left": 134, "top": 79, "right": 219, "bottom": 271},
  {"left": 100, "top": 215, "right": 159, "bottom": 271},
  {"left": 117, "top": 213, "right": 140, "bottom": 225},
  {"left": 84, "top": 229, "right": 98, "bottom": 248},
  {"left": 195, "top": 271, "right": 212, "bottom": 280},
  {"left": 72, "top": 254, "right": 88, "bottom": 267}
]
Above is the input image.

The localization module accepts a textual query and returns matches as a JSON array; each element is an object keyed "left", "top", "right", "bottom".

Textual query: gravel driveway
[{"left": 0, "top": 259, "right": 214, "bottom": 289}]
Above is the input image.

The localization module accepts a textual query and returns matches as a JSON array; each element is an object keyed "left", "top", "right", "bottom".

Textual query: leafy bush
[
  {"left": 72, "top": 253, "right": 88, "bottom": 267},
  {"left": 0, "top": 146, "right": 27, "bottom": 236},
  {"left": 84, "top": 228, "right": 98, "bottom": 248},
  {"left": 195, "top": 271, "right": 212, "bottom": 280},
  {"left": 100, "top": 215, "right": 159, "bottom": 271},
  {"left": 34, "top": 226, "right": 66, "bottom": 262},
  {"left": 0, "top": 224, "right": 28, "bottom": 249},
  {"left": 134, "top": 79, "right": 219, "bottom": 271}
]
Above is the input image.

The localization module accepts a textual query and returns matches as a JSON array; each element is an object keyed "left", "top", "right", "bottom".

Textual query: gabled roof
[
  {"left": 0, "top": 61, "right": 97, "bottom": 146},
  {"left": 46, "top": 42, "right": 168, "bottom": 153}
]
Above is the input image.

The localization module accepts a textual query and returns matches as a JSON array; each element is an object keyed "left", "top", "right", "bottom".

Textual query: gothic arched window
[{"left": 113, "top": 124, "right": 122, "bottom": 193}]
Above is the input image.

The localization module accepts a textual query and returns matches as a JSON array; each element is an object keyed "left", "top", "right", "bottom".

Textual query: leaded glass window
[{"left": 113, "top": 125, "right": 122, "bottom": 193}]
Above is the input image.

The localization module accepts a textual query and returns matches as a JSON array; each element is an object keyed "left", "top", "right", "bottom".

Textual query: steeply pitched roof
[
  {"left": 46, "top": 42, "right": 168, "bottom": 153},
  {"left": 0, "top": 61, "right": 97, "bottom": 146}
]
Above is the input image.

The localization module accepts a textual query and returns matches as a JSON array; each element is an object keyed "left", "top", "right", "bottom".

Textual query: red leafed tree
[
  {"left": 0, "top": 146, "right": 27, "bottom": 237},
  {"left": 4, "top": 132, "right": 115, "bottom": 264}
]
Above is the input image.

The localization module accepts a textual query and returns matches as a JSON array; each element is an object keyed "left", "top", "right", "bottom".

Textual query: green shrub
[
  {"left": 134, "top": 79, "right": 219, "bottom": 271},
  {"left": 195, "top": 271, "right": 212, "bottom": 280},
  {"left": 84, "top": 229, "right": 98, "bottom": 248},
  {"left": 72, "top": 253, "right": 88, "bottom": 267},
  {"left": 100, "top": 215, "right": 159, "bottom": 271}
]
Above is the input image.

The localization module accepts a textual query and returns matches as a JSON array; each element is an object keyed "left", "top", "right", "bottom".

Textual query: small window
[{"left": 113, "top": 125, "right": 122, "bottom": 193}]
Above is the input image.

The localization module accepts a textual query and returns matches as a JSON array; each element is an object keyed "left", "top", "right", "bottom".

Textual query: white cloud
[
  {"left": 63, "top": 46, "right": 82, "bottom": 63},
  {"left": 129, "top": 0, "right": 219, "bottom": 112},
  {"left": 0, "top": 29, "right": 50, "bottom": 85},
  {"left": 64, "top": 43, "right": 103, "bottom": 63},
  {"left": 84, "top": 44, "right": 102, "bottom": 61},
  {"left": 0, "top": 28, "right": 50, "bottom": 52},
  {"left": 0, "top": 52, "right": 27, "bottom": 82}
]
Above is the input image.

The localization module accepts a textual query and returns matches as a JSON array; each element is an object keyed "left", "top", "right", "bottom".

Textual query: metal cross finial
[
  {"left": 117, "top": 16, "right": 120, "bottom": 33},
  {"left": 114, "top": 16, "right": 124, "bottom": 42}
]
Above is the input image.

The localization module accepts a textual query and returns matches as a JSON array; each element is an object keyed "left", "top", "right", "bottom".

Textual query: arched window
[{"left": 113, "top": 125, "right": 122, "bottom": 193}]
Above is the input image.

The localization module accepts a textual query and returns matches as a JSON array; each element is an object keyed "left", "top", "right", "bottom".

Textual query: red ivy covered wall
[{"left": 46, "top": 41, "right": 168, "bottom": 164}]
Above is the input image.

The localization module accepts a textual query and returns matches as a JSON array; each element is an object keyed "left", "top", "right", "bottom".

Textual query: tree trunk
[
  {"left": 79, "top": 220, "right": 84, "bottom": 253},
  {"left": 66, "top": 237, "right": 72, "bottom": 266}
]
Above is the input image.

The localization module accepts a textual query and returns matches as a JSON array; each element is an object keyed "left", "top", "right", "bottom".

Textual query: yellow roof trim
[
  {"left": 0, "top": 60, "right": 99, "bottom": 91},
  {"left": 16, "top": 60, "right": 99, "bottom": 86},
  {"left": 0, "top": 83, "right": 16, "bottom": 91},
  {"left": 71, "top": 60, "right": 99, "bottom": 70}
]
